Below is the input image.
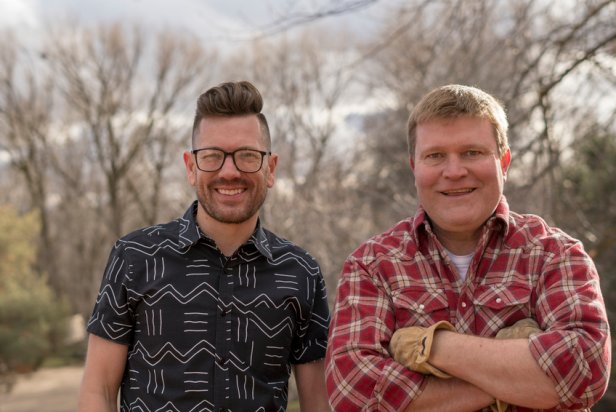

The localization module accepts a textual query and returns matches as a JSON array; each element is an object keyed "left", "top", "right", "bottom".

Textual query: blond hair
[{"left": 407, "top": 84, "right": 509, "bottom": 156}]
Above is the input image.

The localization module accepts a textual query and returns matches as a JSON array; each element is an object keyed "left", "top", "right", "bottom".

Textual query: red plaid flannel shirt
[{"left": 325, "top": 197, "right": 610, "bottom": 411}]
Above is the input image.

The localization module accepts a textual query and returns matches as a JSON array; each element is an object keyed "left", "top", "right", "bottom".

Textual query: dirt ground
[{"left": 0, "top": 366, "right": 83, "bottom": 412}]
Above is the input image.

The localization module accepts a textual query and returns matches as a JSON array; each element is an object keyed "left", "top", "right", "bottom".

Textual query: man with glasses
[{"left": 78, "top": 81, "right": 330, "bottom": 412}]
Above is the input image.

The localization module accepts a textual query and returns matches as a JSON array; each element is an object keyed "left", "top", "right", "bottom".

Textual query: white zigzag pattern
[
  {"left": 93, "top": 216, "right": 326, "bottom": 410},
  {"left": 126, "top": 397, "right": 214, "bottom": 412}
]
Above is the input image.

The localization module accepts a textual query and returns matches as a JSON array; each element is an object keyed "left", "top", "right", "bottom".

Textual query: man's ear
[
  {"left": 266, "top": 153, "right": 278, "bottom": 188},
  {"left": 183, "top": 151, "right": 197, "bottom": 186},
  {"left": 500, "top": 149, "right": 511, "bottom": 177},
  {"left": 409, "top": 156, "right": 415, "bottom": 171}
]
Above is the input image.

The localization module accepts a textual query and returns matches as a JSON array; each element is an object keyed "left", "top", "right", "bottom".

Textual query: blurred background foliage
[
  {"left": 0, "top": 206, "right": 70, "bottom": 393},
  {"left": 0, "top": 0, "right": 615, "bottom": 408}
]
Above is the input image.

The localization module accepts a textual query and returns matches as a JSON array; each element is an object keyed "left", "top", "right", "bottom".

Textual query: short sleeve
[
  {"left": 290, "top": 265, "right": 330, "bottom": 364},
  {"left": 86, "top": 241, "right": 134, "bottom": 345}
]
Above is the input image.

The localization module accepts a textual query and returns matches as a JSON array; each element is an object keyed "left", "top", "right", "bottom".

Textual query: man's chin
[
  {"left": 201, "top": 205, "right": 258, "bottom": 225},
  {"left": 196, "top": 193, "right": 265, "bottom": 225},
  {"left": 215, "top": 216, "right": 253, "bottom": 224}
]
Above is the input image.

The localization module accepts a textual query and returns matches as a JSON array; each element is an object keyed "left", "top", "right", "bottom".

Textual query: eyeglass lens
[{"left": 195, "top": 149, "right": 265, "bottom": 172}]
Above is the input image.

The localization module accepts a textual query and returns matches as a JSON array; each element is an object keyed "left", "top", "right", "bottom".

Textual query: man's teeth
[
  {"left": 218, "top": 188, "right": 243, "bottom": 195},
  {"left": 445, "top": 188, "right": 473, "bottom": 194}
]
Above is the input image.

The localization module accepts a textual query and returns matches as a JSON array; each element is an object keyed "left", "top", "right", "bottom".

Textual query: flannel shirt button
[
  {"left": 495, "top": 297, "right": 502, "bottom": 303},
  {"left": 461, "top": 302, "right": 467, "bottom": 308},
  {"left": 419, "top": 304, "right": 425, "bottom": 311}
]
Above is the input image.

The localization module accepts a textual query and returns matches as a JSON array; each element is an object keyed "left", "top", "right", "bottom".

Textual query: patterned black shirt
[{"left": 87, "top": 202, "right": 330, "bottom": 412}]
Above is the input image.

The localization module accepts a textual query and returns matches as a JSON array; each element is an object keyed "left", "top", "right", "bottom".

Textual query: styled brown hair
[
  {"left": 407, "top": 84, "right": 509, "bottom": 157},
  {"left": 192, "top": 81, "right": 271, "bottom": 149}
]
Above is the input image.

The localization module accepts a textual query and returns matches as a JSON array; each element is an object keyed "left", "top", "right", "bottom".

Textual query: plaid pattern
[{"left": 325, "top": 197, "right": 610, "bottom": 411}]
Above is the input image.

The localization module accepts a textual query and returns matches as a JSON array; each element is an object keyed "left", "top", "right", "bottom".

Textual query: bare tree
[
  {"left": 354, "top": 0, "right": 616, "bottom": 218},
  {"left": 0, "top": 32, "right": 60, "bottom": 292},
  {"left": 47, "top": 23, "right": 212, "bottom": 238},
  {"left": 0, "top": 23, "right": 216, "bottom": 315},
  {"left": 503, "top": 0, "right": 616, "bottom": 214},
  {"left": 221, "top": 28, "right": 365, "bottom": 298},
  {"left": 221, "top": 0, "right": 379, "bottom": 39},
  {"left": 48, "top": 23, "right": 215, "bottom": 313}
]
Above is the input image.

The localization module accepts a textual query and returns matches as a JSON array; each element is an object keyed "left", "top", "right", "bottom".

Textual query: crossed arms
[
  {"left": 325, "top": 254, "right": 611, "bottom": 411},
  {"left": 394, "top": 329, "right": 559, "bottom": 411}
]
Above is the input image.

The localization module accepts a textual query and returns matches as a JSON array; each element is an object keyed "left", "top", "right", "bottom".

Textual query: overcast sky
[
  {"left": 0, "top": 0, "right": 394, "bottom": 157},
  {"left": 0, "top": 0, "right": 387, "bottom": 47}
]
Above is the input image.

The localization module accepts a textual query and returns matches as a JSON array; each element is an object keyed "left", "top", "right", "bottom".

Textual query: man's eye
[
  {"left": 463, "top": 150, "right": 482, "bottom": 158},
  {"left": 426, "top": 153, "right": 444, "bottom": 160},
  {"left": 200, "top": 153, "right": 222, "bottom": 162},
  {"left": 238, "top": 152, "right": 260, "bottom": 161}
]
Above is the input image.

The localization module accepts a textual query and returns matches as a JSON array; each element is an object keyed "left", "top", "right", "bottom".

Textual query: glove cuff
[{"left": 416, "top": 320, "right": 455, "bottom": 364}]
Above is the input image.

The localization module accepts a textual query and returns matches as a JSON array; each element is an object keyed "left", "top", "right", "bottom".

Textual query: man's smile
[
  {"left": 441, "top": 188, "right": 475, "bottom": 196},
  {"left": 216, "top": 188, "right": 246, "bottom": 196}
]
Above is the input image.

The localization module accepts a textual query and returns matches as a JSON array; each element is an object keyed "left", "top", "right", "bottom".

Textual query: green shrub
[
  {"left": 0, "top": 205, "right": 69, "bottom": 392},
  {"left": 0, "top": 273, "right": 69, "bottom": 372}
]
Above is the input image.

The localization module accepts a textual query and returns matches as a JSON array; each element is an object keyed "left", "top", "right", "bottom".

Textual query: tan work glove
[
  {"left": 495, "top": 318, "right": 541, "bottom": 340},
  {"left": 490, "top": 399, "right": 508, "bottom": 412},
  {"left": 490, "top": 318, "right": 542, "bottom": 412},
  {"left": 389, "top": 320, "right": 455, "bottom": 379}
]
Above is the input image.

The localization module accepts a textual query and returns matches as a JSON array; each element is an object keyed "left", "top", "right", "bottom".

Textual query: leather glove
[
  {"left": 495, "top": 318, "right": 541, "bottom": 339},
  {"left": 490, "top": 318, "right": 542, "bottom": 412},
  {"left": 389, "top": 320, "right": 455, "bottom": 379},
  {"left": 490, "top": 399, "right": 508, "bottom": 412}
]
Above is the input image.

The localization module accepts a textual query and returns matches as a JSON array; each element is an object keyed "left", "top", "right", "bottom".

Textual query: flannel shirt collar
[{"left": 412, "top": 195, "right": 510, "bottom": 239}]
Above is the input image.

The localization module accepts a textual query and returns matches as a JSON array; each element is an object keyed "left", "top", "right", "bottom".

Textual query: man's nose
[
  {"left": 218, "top": 154, "right": 241, "bottom": 176},
  {"left": 442, "top": 155, "right": 468, "bottom": 178}
]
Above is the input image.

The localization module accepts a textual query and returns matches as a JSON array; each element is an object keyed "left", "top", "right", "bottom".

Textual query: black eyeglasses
[{"left": 191, "top": 147, "right": 271, "bottom": 173}]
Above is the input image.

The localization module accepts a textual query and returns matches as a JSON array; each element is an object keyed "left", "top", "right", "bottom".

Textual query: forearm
[
  {"left": 298, "top": 391, "right": 331, "bottom": 412},
  {"left": 77, "top": 334, "right": 125, "bottom": 412},
  {"left": 294, "top": 360, "right": 331, "bottom": 412},
  {"left": 430, "top": 331, "right": 559, "bottom": 408},
  {"left": 404, "top": 377, "right": 494, "bottom": 412},
  {"left": 77, "top": 389, "right": 118, "bottom": 412}
]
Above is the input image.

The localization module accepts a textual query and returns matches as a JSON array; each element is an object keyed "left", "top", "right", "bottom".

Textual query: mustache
[{"left": 208, "top": 178, "right": 250, "bottom": 186}]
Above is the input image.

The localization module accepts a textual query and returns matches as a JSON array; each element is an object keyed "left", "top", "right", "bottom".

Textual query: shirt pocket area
[
  {"left": 472, "top": 283, "right": 532, "bottom": 331},
  {"left": 392, "top": 286, "right": 450, "bottom": 328}
]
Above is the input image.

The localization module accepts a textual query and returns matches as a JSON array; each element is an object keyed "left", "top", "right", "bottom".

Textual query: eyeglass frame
[{"left": 191, "top": 147, "right": 272, "bottom": 173}]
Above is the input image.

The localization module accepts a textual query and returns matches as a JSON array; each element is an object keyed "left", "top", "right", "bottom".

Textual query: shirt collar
[
  {"left": 412, "top": 195, "right": 510, "bottom": 238},
  {"left": 179, "top": 201, "right": 273, "bottom": 260},
  {"left": 178, "top": 201, "right": 203, "bottom": 248},
  {"left": 246, "top": 222, "right": 273, "bottom": 261},
  {"left": 487, "top": 196, "right": 510, "bottom": 236}
]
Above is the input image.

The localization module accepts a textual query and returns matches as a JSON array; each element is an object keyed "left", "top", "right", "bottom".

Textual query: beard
[{"left": 196, "top": 177, "right": 268, "bottom": 224}]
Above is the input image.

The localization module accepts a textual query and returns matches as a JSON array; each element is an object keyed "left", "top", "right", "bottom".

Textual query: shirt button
[
  {"left": 495, "top": 297, "right": 502, "bottom": 303},
  {"left": 418, "top": 304, "right": 425, "bottom": 311},
  {"left": 461, "top": 302, "right": 467, "bottom": 308}
]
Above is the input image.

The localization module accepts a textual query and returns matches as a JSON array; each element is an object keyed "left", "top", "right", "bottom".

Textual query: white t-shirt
[{"left": 445, "top": 249, "right": 473, "bottom": 281}]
